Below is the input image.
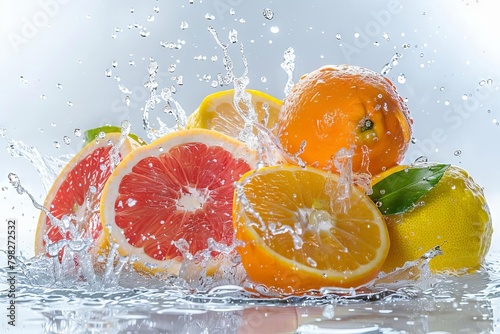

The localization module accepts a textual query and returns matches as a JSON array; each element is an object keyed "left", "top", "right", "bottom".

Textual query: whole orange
[{"left": 278, "top": 65, "right": 412, "bottom": 176}]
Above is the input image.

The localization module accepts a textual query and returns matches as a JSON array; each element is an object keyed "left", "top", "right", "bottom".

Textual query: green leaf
[
  {"left": 369, "top": 164, "right": 450, "bottom": 215},
  {"left": 83, "top": 125, "right": 145, "bottom": 146}
]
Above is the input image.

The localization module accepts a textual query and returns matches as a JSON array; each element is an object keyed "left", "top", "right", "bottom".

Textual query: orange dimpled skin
[{"left": 278, "top": 65, "right": 412, "bottom": 176}]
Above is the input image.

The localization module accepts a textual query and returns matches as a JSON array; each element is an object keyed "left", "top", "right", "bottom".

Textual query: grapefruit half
[
  {"left": 35, "top": 132, "right": 139, "bottom": 256},
  {"left": 100, "top": 128, "right": 258, "bottom": 275}
]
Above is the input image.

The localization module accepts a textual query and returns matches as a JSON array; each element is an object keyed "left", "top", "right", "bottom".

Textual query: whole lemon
[{"left": 372, "top": 165, "right": 492, "bottom": 273}]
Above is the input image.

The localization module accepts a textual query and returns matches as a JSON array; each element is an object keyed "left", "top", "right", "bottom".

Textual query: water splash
[
  {"left": 2, "top": 128, "right": 72, "bottom": 192},
  {"left": 263, "top": 8, "right": 274, "bottom": 20},
  {"left": 207, "top": 26, "right": 288, "bottom": 167},
  {"left": 142, "top": 60, "right": 188, "bottom": 140},
  {"left": 109, "top": 120, "right": 131, "bottom": 171},
  {"left": 281, "top": 47, "right": 296, "bottom": 96},
  {"left": 208, "top": 26, "right": 235, "bottom": 86}
]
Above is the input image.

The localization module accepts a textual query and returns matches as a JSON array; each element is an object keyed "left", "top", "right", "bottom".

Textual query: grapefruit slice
[
  {"left": 100, "top": 128, "right": 259, "bottom": 275},
  {"left": 35, "top": 132, "right": 139, "bottom": 256},
  {"left": 233, "top": 165, "right": 390, "bottom": 294}
]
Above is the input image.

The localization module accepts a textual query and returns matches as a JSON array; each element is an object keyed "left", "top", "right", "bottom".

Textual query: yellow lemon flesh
[
  {"left": 373, "top": 165, "right": 492, "bottom": 274},
  {"left": 187, "top": 89, "right": 282, "bottom": 139}
]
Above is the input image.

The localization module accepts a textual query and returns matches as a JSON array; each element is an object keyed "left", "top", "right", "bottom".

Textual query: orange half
[{"left": 233, "top": 165, "right": 389, "bottom": 294}]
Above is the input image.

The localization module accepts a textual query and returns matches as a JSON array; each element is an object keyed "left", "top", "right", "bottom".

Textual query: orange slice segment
[
  {"left": 233, "top": 165, "right": 389, "bottom": 293},
  {"left": 100, "top": 128, "right": 259, "bottom": 275}
]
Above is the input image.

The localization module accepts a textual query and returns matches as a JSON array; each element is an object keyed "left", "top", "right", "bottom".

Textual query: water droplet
[
  {"left": 180, "top": 21, "right": 189, "bottom": 30},
  {"left": 454, "top": 150, "right": 462, "bottom": 156},
  {"left": 281, "top": 47, "right": 296, "bottom": 96},
  {"left": 175, "top": 76, "right": 184, "bottom": 85},
  {"left": 444, "top": 100, "right": 450, "bottom": 106},
  {"left": 130, "top": 7, "right": 135, "bottom": 13},
  {"left": 382, "top": 32, "right": 390, "bottom": 41},
  {"left": 228, "top": 29, "right": 238, "bottom": 43},
  {"left": 105, "top": 69, "right": 112, "bottom": 77},
  {"left": 487, "top": 78, "right": 493, "bottom": 85},
  {"left": 153, "top": 6, "right": 160, "bottom": 13},
  {"left": 462, "top": 94, "right": 468, "bottom": 101},
  {"left": 125, "top": 96, "right": 131, "bottom": 106},
  {"left": 260, "top": 76, "right": 267, "bottom": 83},
  {"left": 397, "top": 73, "right": 406, "bottom": 84},
  {"left": 19, "top": 75, "right": 28, "bottom": 84},
  {"left": 323, "top": 305, "right": 335, "bottom": 319},
  {"left": 63, "top": 136, "right": 71, "bottom": 145},
  {"left": 202, "top": 74, "right": 211, "bottom": 82},
  {"left": 53, "top": 141, "right": 60, "bottom": 149},
  {"left": 205, "top": 13, "right": 215, "bottom": 20},
  {"left": 411, "top": 137, "right": 417, "bottom": 144},
  {"left": 67, "top": 101, "right": 74, "bottom": 107},
  {"left": 56, "top": 83, "right": 63, "bottom": 89},
  {"left": 40, "top": 94, "right": 47, "bottom": 100},
  {"left": 479, "top": 80, "right": 486, "bottom": 86},
  {"left": 74, "top": 129, "right": 81, "bottom": 137},
  {"left": 376, "top": 201, "right": 383, "bottom": 208},
  {"left": 140, "top": 29, "right": 150, "bottom": 37},
  {"left": 306, "top": 257, "right": 317, "bottom": 267},
  {"left": 381, "top": 53, "right": 402, "bottom": 75},
  {"left": 270, "top": 26, "right": 279, "bottom": 33},
  {"left": 111, "top": 60, "right": 118, "bottom": 68},
  {"left": 147, "top": 15, "right": 155, "bottom": 22},
  {"left": 263, "top": 8, "right": 274, "bottom": 20},
  {"left": 414, "top": 156, "right": 428, "bottom": 164}
]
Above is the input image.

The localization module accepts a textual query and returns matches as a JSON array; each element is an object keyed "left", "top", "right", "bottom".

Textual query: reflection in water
[{"left": 1, "top": 252, "right": 499, "bottom": 333}]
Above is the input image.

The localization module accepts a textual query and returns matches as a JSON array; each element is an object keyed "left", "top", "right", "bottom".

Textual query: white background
[{"left": 1, "top": 0, "right": 499, "bottom": 258}]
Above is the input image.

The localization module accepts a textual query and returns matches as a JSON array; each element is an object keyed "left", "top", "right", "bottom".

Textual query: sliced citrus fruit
[
  {"left": 233, "top": 165, "right": 390, "bottom": 293},
  {"left": 187, "top": 89, "right": 282, "bottom": 139},
  {"left": 100, "top": 128, "right": 259, "bottom": 275},
  {"left": 35, "top": 132, "right": 139, "bottom": 256}
]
